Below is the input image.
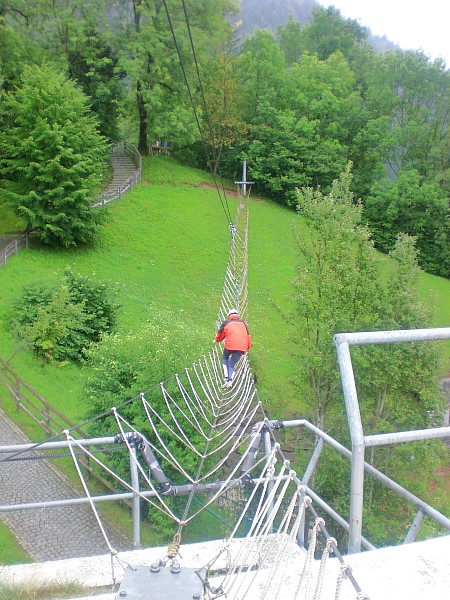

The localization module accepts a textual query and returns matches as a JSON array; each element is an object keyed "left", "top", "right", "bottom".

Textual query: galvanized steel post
[
  {"left": 129, "top": 441, "right": 141, "bottom": 548},
  {"left": 334, "top": 335, "right": 365, "bottom": 554}
]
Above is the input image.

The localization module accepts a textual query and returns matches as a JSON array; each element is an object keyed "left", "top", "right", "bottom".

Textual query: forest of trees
[{"left": 0, "top": 1, "right": 448, "bottom": 273}]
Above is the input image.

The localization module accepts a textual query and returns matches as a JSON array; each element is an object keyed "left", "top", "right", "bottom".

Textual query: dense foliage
[
  {"left": 290, "top": 169, "right": 446, "bottom": 544},
  {"left": 83, "top": 315, "right": 208, "bottom": 532},
  {"left": 0, "top": 2, "right": 448, "bottom": 274},
  {"left": 12, "top": 270, "right": 118, "bottom": 363}
]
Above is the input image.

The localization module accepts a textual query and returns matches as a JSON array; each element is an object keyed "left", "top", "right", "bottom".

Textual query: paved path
[{"left": 0, "top": 407, "right": 131, "bottom": 561}]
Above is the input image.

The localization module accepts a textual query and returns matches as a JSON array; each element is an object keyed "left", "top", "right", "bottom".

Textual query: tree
[
  {"left": 291, "top": 168, "right": 445, "bottom": 544},
  {"left": 351, "top": 234, "right": 446, "bottom": 544},
  {"left": 241, "top": 50, "right": 360, "bottom": 205},
  {"left": 365, "top": 50, "right": 450, "bottom": 194},
  {"left": 364, "top": 169, "right": 450, "bottom": 277},
  {"left": 301, "top": 6, "right": 368, "bottom": 63},
  {"left": 83, "top": 314, "right": 208, "bottom": 534},
  {"left": 0, "top": 1, "right": 45, "bottom": 91},
  {"left": 277, "top": 16, "right": 304, "bottom": 67},
  {"left": 115, "top": 0, "right": 238, "bottom": 155},
  {"left": 244, "top": 102, "right": 345, "bottom": 205},
  {"left": 199, "top": 50, "right": 247, "bottom": 176},
  {"left": 0, "top": 64, "right": 108, "bottom": 246},
  {"left": 277, "top": 15, "right": 304, "bottom": 67},
  {"left": 235, "top": 28, "right": 287, "bottom": 122},
  {"left": 290, "top": 165, "right": 382, "bottom": 429},
  {"left": 356, "top": 233, "right": 444, "bottom": 436},
  {"left": 292, "top": 166, "right": 445, "bottom": 429},
  {"left": 67, "top": 26, "right": 123, "bottom": 142},
  {"left": 0, "top": 1, "right": 120, "bottom": 135}
]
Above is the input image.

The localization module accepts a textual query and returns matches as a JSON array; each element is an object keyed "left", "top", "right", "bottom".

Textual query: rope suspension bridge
[
  {"left": 3, "top": 163, "right": 447, "bottom": 598},
  {"left": 1, "top": 2, "right": 450, "bottom": 599},
  {"left": 0, "top": 169, "right": 374, "bottom": 600}
]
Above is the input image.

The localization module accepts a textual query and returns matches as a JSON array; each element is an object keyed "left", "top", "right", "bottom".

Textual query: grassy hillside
[
  {"left": 0, "top": 156, "right": 449, "bottom": 433},
  {"left": 0, "top": 158, "right": 296, "bottom": 431}
]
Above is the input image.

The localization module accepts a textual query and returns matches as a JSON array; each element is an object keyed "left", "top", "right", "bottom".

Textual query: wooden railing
[{"left": 0, "top": 358, "right": 88, "bottom": 438}]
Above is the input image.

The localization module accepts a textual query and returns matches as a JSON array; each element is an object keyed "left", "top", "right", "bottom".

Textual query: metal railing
[
  {"left": 334, "top": 327, "right": 450, "bottom": 553},
  {"left": 1, "top": 412, "right": 449, "bottom": 551},
  {"left": 91, "top": 141, "right": 142, "bottom": 207},
  {"left": 0, "top": 233, "right": 29, "bottom": 267},
  {"left": 0, "top": 358, "right": 126, "bottom": 498}
]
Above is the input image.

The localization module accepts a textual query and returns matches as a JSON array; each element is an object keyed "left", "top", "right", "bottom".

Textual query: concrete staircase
[
  {"left": 103, "top": 153, "right": 138, "bottom": 195},
  {"left": 91, "top": 143, "right": 142, "bottom": 207}
]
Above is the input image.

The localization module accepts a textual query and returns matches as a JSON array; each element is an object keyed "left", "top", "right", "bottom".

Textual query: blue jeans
[{"left": 223, "top": 349, "right": 244, "bottom": 381}]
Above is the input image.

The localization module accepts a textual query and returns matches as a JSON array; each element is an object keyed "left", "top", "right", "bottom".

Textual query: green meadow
[{"left": 0, "top": 157, "right": 303, "bottom": 428}]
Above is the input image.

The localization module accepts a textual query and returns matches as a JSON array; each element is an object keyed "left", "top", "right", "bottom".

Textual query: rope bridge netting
[{"left": 59, "top": 182, "right": 368, "bottom": 599}]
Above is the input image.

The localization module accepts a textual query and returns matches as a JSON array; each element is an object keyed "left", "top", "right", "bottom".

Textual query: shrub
[{"left": 12, "top": 270, "right": 118, "bottom": 363}]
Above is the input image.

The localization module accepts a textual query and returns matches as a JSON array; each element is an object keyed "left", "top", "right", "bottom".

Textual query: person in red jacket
[{"left": 214, "top": 309, "right": 252, "bottom": 387}]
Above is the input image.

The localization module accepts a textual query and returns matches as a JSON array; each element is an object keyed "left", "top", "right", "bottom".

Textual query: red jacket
[{"left": 215, "top": 314, "right": 252, "bottom": 352}]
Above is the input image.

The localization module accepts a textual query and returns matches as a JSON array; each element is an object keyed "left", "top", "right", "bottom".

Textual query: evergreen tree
[{"left": 0, "top": 64, "right": 108, "bottom": 246}]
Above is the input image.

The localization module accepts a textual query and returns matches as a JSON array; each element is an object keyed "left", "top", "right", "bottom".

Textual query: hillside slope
[{"left": 0, "top": 157, "right": 448, "bottom": 430}]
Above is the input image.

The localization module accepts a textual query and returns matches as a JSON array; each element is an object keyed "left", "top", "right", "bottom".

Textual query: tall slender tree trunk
[{"left": 136, "top": 82, "right": 148, "bottom": 155}]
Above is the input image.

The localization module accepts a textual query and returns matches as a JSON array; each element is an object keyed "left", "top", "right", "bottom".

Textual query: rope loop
[
  {"left": 303, "top": 495, "right": 312, "bottom": 508},
  {"left": 356, "top": 593, "right": 370, "bottom": 600},
  {"left": 339, "top": 563, "right": 352, "bottom": 578}
]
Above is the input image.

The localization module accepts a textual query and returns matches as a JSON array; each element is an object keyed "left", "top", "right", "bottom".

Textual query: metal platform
[{"left": 117, "top": 565, "right": 205, "bottom": 600}]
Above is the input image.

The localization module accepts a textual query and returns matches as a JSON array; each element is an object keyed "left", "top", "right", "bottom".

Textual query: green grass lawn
[
  {"left": 0, "top": 519, "right": 30, "bottom": 565},
  {"left": 0, "top": 157, "right": 305, "bottom": 419}
]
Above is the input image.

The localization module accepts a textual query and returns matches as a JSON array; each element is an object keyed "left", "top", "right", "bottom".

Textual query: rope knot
[
  {"left": 314, "top": 517, "right": 325, "bottom": 529},
  {"left": 167, "top": 533, "right": 182, "bottom": 559},
  {"left": 326, "top": 537, "right": 337, "bottom": 553}
]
